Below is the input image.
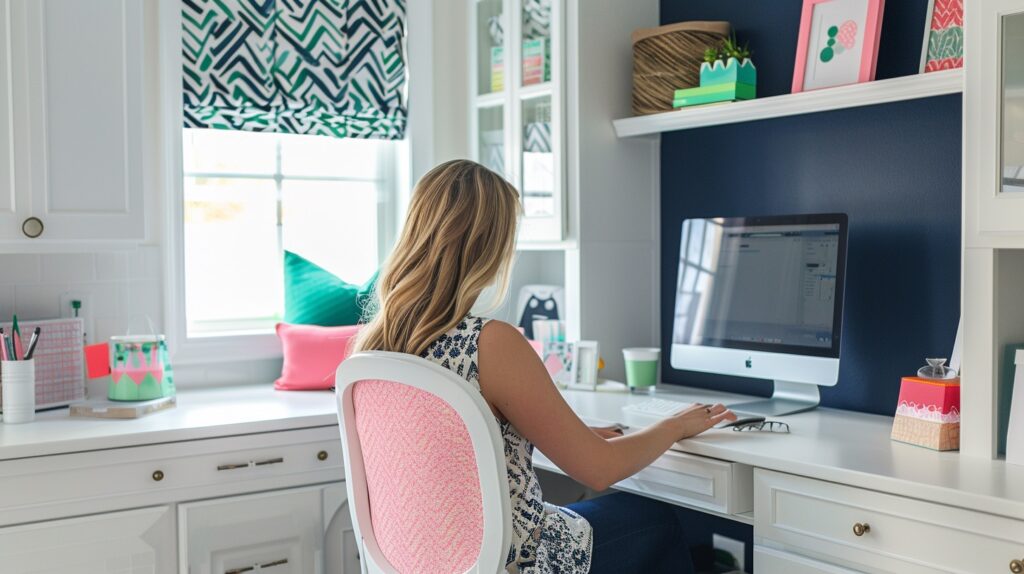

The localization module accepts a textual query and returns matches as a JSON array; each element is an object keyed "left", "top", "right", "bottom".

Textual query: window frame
[
  {"left": 159, "top": 4, "right": 404, "bottom": 365},
  {"left": 181, "top": 130, "right": 398, "bottom": 337}
]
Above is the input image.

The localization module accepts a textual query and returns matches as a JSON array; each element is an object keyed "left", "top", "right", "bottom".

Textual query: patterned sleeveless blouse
[{"left": 421, "top": 315, "right": 593, "bottom": 573}]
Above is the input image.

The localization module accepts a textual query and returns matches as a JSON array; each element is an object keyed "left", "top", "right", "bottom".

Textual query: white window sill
[{"left": 169, "top": 331, "right": 283, "bottom": 366}]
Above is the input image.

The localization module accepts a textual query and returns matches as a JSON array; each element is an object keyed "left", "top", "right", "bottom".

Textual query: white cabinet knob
[{"left": 21, "top": 217, "right": 43, "bottom": 238}]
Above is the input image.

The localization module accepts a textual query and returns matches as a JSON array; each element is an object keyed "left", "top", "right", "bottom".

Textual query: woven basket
[{"left": 632, "top": 21, "right": 731, "bottom": 116}]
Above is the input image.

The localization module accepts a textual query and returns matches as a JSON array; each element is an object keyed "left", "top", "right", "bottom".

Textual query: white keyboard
[{"left": 621, "top": 398, "right": 692, "bottom": 422}]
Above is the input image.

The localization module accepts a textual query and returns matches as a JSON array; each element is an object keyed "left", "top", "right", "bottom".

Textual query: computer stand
[{"left": 727, "top": 380, "right": 821, "bottom": 417}]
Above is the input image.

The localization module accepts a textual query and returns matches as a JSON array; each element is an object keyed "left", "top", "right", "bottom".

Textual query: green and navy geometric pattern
[{"left": 182, "top": 0, "right": 407, "bottom": 140}]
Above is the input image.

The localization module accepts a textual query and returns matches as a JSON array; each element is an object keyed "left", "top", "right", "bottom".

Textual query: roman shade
[{"left": 182, "top": 0, "right": 406, "bottom": 139}]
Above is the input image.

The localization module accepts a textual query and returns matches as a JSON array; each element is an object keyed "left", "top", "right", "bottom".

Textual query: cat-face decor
[{"left": 516, "top": 285, "right": 564, "bottom": 339}]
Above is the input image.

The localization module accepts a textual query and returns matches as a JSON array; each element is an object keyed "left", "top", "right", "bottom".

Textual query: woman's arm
[{"left": 477, "top": 321, "right": 735, "bottom": 491}]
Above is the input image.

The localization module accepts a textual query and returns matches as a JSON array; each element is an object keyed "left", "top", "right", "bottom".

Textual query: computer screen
[{"left": 672, "top": 214, "right": 847, "bottom": 359}]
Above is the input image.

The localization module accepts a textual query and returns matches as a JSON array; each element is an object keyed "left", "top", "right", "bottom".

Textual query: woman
[{"left": 355, "top": 160, "right": 736, "bottom": 573}]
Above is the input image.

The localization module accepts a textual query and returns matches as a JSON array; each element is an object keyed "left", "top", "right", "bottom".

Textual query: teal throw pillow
[{"left": 284, "top": 251, "right": 377, "bottom": 326}]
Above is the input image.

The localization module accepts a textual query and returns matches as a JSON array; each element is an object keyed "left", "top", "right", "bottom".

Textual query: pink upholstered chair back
[{"left": 336, "top": 352, "right": 512, "bottom": 574}]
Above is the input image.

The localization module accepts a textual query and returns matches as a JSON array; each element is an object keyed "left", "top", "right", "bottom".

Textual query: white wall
[
  {"left": 569, "top": 0, "right": 660, "bottom": 380},
  {"left": 0, "top": 250, "right": 162, "bottom": 345}
]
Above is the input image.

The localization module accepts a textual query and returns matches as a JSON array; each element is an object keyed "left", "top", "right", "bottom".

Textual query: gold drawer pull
[
  {"left": 317, "top": 450, "right": 328, "bottom": 461},
  {"left": 225, "top": 558, "right": 288, "bottom": 574},
  {"left": 852, "top": 522, "right": 871, "bottom": 537},
  {"left": 217, "top": 457, "right": 284, "bottom": 471},
  {"left": 1010, "top": 559, "right": 1023, "bottom": 573},
  {"left": 253, "top": 457, "right": 284, "bottom": 466},
  {"left": 216, "top": 462, "right": 250, "bottom": 471},
  {"left": 152, "top": 470, "right": 164, "bottom": 482}
]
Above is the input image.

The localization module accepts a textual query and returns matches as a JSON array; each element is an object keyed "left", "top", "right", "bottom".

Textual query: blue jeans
[{"left": 567, "top": 492, "right": 694, "bottom": 574}]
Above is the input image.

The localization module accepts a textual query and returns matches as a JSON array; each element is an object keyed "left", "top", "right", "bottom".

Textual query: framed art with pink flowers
[{"left": 792, "top": 0, "right": 886, "bottom": 93}]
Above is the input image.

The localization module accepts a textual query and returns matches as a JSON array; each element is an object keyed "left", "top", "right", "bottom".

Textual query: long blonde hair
[{"left": 354, "top": 160, "right": 521, "bottom": 356}]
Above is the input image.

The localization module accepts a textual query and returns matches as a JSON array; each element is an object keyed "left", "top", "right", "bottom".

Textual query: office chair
[{"left": 335, "top": 351, "right": 512, "bottom": 573}]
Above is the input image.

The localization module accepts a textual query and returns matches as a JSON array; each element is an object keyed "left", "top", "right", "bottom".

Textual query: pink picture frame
[{"left": 792, "top": 0, "right": 885, "bottom": 93}]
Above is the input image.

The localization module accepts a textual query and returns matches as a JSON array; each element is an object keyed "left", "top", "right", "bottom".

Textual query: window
[{"left": 181, "top": 129, "right": 397, "bottom": 337}]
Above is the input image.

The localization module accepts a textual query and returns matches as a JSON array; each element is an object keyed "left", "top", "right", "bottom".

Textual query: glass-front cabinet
[
  {"left": 967, "top": 0, "right": 1024, "bottom": 244},
  {"left": 471, "top": 0, "right": 564, "bottom": 243}
]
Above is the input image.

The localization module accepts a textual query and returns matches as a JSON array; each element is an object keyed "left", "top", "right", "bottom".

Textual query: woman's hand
[
  {"left": 657, "top": 403, "right": 737, "bottom": 441},
  {"left": 590, "top": 425, "right": 625, "bottom": 439}
]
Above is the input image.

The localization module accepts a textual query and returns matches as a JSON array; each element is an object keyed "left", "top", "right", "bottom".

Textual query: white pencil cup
[{"left": 1, "top": 359, "right": 35, "bottom": 424}]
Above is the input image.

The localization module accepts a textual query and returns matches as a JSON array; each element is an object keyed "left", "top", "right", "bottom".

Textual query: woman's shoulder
[{"left": 477, "top": 318, "right": 528, "bottom": 348}]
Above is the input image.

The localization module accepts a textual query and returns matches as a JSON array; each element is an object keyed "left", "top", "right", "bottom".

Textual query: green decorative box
[
  {"left": 108, "top": 335, "right": 175, "bottom": 401},
  {"left": 673, "top": 82, "right": 755, "bottom": 108},
  {"left": 699, "top": 57, "right": 756, "bottom": 87}
]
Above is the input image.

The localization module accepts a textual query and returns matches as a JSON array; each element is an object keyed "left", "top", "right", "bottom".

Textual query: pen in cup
[
  {"left": 12, "top": 314, "right": 23, "bottom": 360},
  {"left": 0, "top": 328, "right": 7, "bottom": 361},
  {"left": 23, "top": 327, "right": 41, "bottom": 361},
  {"left": 23, "top": 327, "right": 40, "bottom": 358},
  {"left": 2, "top": 330, "right": 13, "bottom": 361}
]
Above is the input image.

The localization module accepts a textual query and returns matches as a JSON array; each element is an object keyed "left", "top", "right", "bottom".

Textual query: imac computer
[{"left": 670, "top": 214, "right": 848, "bottom": 416}]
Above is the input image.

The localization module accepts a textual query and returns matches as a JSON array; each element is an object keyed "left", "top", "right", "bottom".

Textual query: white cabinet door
[
  {"left": 0, "top": 506, "right": 176, "bottom": 574},
  {"left": 8, "top": 0, "right": 146, "bottom": 244},
  {"left": 470, "top": 0, "right": 566, "bottom": 244},
  {"left": 0, "top": 0, "right": 29, "bottom": 241},
  {"left": 966, "top": 0, "right": 1024, "bottom": 246},
  {"left": 323, "top": 483, "right": 360, "bottom": 574},
  {"left": 180, "top": 484, "right": 354, "bottom": 574}
]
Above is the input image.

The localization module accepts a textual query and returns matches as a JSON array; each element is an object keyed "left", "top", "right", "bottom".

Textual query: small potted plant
[{"left": 673, "top": 34, "right": 757, "bottom": 109}]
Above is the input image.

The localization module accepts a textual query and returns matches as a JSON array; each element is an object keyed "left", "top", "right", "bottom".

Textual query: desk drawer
[
  {"left": 754, "top": 546, "right": 859, "bottom": 573},
  {"left": 614, "top": 450, "right": 753, "bottom": 515},
  {"left": 0, "top": 426, "right": 343, "bottom": 527},
  {"left": 754, "top": 469, "right": 1024, "bottom": 574}
]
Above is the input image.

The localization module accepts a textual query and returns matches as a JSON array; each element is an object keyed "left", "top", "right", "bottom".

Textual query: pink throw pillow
[{"left": 275, "top": 323, "right": 362, "bottom": 390}]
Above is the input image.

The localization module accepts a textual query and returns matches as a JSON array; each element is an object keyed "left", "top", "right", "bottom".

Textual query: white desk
[
  {"left": 546, "top": 385, "right": 1024, "bottom": 521},
  {"left": 0, "top": 385, "right": 338, "bottom": 461},
  {"left": 539, "top": 386, "right": 1024, "bottom": 573},
  {"left": 0, "top": 386, "right": 353, "bottom": 574},
  {"left": 3, "top": 384, "right": 1024, "bottom": 573}
]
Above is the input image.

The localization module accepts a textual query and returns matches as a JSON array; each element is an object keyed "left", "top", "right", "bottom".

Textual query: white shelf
[
  {"left": 612, "top": 69, "right": 963, "bottom": 138},
  {"left": 518, "top": 82, "right": 553, "bottom": 99},
  {"left": 473, "top": 92, "right": 505, "bottom": 107},
  {"left": 516, "top": 239, "right": 577, "bottom": 251}
]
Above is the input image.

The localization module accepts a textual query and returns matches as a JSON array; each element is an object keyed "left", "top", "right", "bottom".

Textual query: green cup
[{"left": 623, "top": 347, "right": 660, "bottom": 391}]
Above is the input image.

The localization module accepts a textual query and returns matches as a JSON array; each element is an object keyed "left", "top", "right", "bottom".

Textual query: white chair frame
[{"left": 335, "top": 351, "right": 513, "bottom": 574}]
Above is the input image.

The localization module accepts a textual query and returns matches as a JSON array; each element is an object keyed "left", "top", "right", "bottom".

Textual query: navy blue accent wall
[{"left": 659, "top": 1, "right": 962, "bottom": 415}]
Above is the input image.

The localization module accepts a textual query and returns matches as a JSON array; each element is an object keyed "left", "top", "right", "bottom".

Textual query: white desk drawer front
[
  {"left": 754, "top": 546, "right": 861, "bottom": 574},
  {"left": 0, "top": 426, "right": 343, "bottom": 527},
  {"left": 615, "top": 450, "right": 753, "bottom": 515},
  {"left": 755, "top": 469, "right": 1024, "bottom": 574}
]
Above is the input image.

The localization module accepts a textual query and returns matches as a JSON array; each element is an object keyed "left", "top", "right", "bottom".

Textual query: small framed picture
[
  {"left": 919, "top": 0, "right": 963, "bottom": 73},
  {"left": 792, "top": 0, "right": 885, "bottom": 93},
  {"left": 568, "top": 341, "right": 600, "bottom": 390}
]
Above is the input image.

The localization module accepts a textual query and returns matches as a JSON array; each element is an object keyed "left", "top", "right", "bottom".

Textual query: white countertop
[
  {"left": 0, "top": 385, "right": 338, "bottom": 461},
  {"left": 560, "top": 386, "right": 1024, "bottom": 521},
  {"left": 4, "top": 382, "right": 1024, "bottom": 523}
]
